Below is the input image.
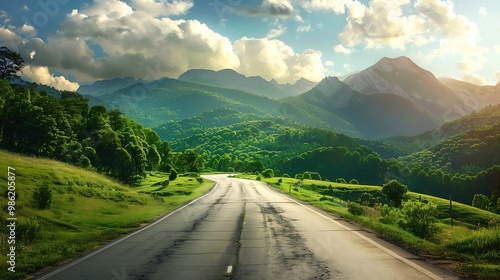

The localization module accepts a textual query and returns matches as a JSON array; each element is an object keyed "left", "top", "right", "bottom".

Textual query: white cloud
[
  {"left": 19, "top": 24, "right": 36, "bottom": 36},
  {"left": 130, "top": 0, "right": 193, "bottom": 17},
  {"left": 496, "top": 72, "right": 500, "bottom": 84},
  {"left": 231, "top": 0, "right": 294, "bottom": 17},
  {"left": 495, "top": 45, "right": 500, "bottom": 53},
  {"left": 333, "top": 44, "right": 352, "bottom": 54},
  {"left": 267, "top": 24, "right": 287, "bottom": 38},
  {"left": 22, "top": 5, "right": 29, "bottom": 11},
  {"left": 297, "top": 0, "right": 350, "bottom": 14},
  {"left": 461, "top": 73, "right": 487, "bottom": 86},
  {"left": 325, "top": 60, "right": 334, "bottom": 67},
  {"left": 23, "top": 66, "right": 80, "bottom": 91},
  {"left": 296, "top": 24, "right": 311, "bottom": 33},
  {"left": 339, "top": 0, "right": 428, "bottom": 50},
  {"left": 478, "top": 7, "right": 487, "bottom": 16},
  {"left": 234, "top": 37, "right": 325, "bottom": 83}
]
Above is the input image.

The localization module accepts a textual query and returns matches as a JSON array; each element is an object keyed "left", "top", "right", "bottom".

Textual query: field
[
  {"left": 0, "top": 150, "right": 214, "bottom": 280},
  {"left": 237, "top": 175, "right": 500, "bottom": 279}
]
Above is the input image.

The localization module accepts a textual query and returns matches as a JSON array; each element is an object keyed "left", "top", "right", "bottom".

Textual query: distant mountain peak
[{"left": 372, "top": 56, "right": 427, "bottom": 75}]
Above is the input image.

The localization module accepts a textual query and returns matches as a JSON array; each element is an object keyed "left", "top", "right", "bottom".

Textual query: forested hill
[{"left": 0, "top": 80, "right": 183, "bottom": 184}]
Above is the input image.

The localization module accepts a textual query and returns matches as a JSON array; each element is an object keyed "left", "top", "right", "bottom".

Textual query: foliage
[
  {"left": 398, "top": 200, "right": 439, "bottom": 239},
  {"left": 169, "top": 169, "right": 178, "bottom": 181},
  {"left": 349, "top": 179, "right": 359, "bottom": 184},
  {"left": 379, "top": 204, "right": 400, "bottom": 225},
  {"left": 472, "top": 194, "right": 490, "bottom": 211},
  {"left": 0, "top": 47, "right": 25, "bottom": 79},
  {"left": 262, "top": 168, "right": 274, "bottom": 178},
  {"left": 382, "top": 180, "right": 408, "bottom": 208},
  {"left": 32, "top": 184, "right": 52, "bottom": 209},
  {"left": 348, "top": 202, "right": 365, "bottom": 216}
]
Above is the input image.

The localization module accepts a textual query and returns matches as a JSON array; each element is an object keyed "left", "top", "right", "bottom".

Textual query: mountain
[
  {"left": 292, "top": 77, "right": 441, "bottom": 138},
  {"left": 77, "top": 77, "right": 144, "bottom": 96},
  {"left": 383, "top": 104, "right": 500, "bottom": 153},
  {"left": 439, "top": 78, "right": 500, "bottom": 112},
  {"left": 178, "top": 68, "right": 317, "bottom": 99},
  {"left": 344, "top": 56, "right": 468, "bottom": 121}
]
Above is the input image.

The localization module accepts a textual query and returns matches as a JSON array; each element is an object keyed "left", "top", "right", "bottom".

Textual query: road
[{"left": 36, "top": 174, "right": 459, "bottom": 280}]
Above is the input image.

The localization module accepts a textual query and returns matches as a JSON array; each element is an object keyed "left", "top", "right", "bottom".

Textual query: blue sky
[{"left": 0, "top": 0, "right": 499, "bottom": 90}]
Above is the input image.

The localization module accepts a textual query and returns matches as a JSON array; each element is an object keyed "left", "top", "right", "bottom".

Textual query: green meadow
[
  {"left": 0, "top": 150, "right": 213, "bottom": 280},
  {"left": 238, "top": 175, "right": 500, "bottom": 279}
]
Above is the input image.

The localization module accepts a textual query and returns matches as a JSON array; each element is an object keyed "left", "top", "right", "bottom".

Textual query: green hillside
[{"left": 0, "top": 150, "right": 214, "bottom": 280}]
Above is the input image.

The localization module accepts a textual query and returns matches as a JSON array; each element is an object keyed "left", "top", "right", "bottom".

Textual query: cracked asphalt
[{"left": 36, "top": 174, "right": 459, "bottom": 280}]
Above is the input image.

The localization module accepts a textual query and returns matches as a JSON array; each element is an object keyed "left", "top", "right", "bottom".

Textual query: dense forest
[{"left": 0, "top": 80, "right": 203, "bottom": 184}]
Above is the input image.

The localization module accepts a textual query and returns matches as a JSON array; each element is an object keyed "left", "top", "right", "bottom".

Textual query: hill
[
  {"left": 344, "top": 56, "right": 468, "bottom": 120},
  {"left": 77, "top": 77, "right": 144, "bottom": 96},
  {"left": 439, "top": 77, "right": 500, "bottom": 112},
  {"left": 178, "top": 68, "right": 317, "bottom": 99}
]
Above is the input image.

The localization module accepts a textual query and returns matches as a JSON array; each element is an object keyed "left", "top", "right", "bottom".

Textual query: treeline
[{"left": 0, "top": 80, "right": 202, "bottom": 184}]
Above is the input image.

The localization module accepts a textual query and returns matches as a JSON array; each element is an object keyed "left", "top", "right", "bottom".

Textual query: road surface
[{"left": 35, "top": 174, "right": 459, "bottom": 280}]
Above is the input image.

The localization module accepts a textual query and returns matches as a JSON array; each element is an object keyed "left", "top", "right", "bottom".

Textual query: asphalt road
[{"left": 36, "top": 174, "right": 459, "bottom": 280}]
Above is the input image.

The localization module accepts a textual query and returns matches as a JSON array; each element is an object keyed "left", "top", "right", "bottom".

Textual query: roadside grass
[
  {"left": 0, "top": 150, "right": 213, "bottom": 280},
  {"left": 237, "top": 174, "right": 500, "bottom": 279}
]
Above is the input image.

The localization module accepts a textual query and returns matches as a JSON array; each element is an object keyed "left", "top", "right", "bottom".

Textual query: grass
[
  {"left": 238, "top": 174, "right": 500, "bottom": 279},
  {"left": 0, "top": 150, "right": 214, "bottom": 280}
]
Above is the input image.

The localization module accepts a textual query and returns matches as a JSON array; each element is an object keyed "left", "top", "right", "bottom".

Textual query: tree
[
  {"left": 382, "top": 180, "right": 408, "bottom": 207},
  {"left": 147, "top": 145, "right": 161, "bottom": 172},
  {"left": 0, "top": 47, "right": 25, "bottom": 79},
  {"left": 176, "top": 149, "right": 204, "bottom": 173},
  {"left": 472, "top": 194, "right": 490, "bottom": 210},
  {"left": 262, "top": 168, "right": 274, "bottom": 178}
]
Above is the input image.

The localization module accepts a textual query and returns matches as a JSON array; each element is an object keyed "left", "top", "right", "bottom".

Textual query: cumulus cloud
[
  {"left": 325, "top": 60, "right": 334, "bottom": 67},
  {"left": 130, "top": 0, "right": 193, "bottom": 17},
  {"left": 333, "top": 44, "right": 352, "bottom": 54},
  {"left": 495, "top": 45, "right": 500, "bottom": 53},
  {"left": 19, "top": 24, "right": 36, "bottom": 36},
  {"left": 23, "top": 65, "right": 80, "bottom": 91},
  {"left": 267, "top": 24, "right": 287, "bottom": 38},
  {"left": 231, "top": 0, "right": 294, "bottom": 17},
  {"left": 234, "top": 37, "right": 325, "bottom": 83},
  {"left": 478, "top": 7, "right": 487, "bottom": 16}
]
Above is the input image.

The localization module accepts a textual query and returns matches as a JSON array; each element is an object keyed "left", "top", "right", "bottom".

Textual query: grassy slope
[
  {"left": 0, "top": 150, "right": 213, "bottom": 280},
  {"left": 237, "top": 175, "right": 500, "bottom": 279}
]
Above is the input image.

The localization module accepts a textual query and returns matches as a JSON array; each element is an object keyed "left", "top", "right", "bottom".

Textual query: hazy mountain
[
  {"left": 178, "top": 68, "right": 317, "bottom": 99},
  {"left": 439, "top": 78, "right": 500, "bottom": 112},
  {"left": 383, "top": 104, "right": 500, "bottom": 153},
  {"left": 344, "top": 56, "right": 468, "bottom": 121},
  {"left": 294, "top": 77, "right": 441, "bottom": 138},
  {"left": 78, "top": 77, "right": 143, "bottom": 96}
]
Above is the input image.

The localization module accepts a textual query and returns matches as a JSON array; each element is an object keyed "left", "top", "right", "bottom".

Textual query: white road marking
[{"left": 227, "top": 265, "right": 233, "bottom": 274}]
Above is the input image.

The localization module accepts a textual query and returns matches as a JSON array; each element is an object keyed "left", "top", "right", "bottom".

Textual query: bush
[
  {"left": 379, "top": 204, "right": 400, "bottom": 225},
  {"left": 349, "top": 179, "right": 359, "bottom": 185},
  {"left": 17, "top": 218, "right": 41, "bottom": 245},
  {"left": 348, "top": 202, "right": 365, "bottom": 216},
  {"left": 278, "top": 178, "right": 283, "bottom": 183},
  {"left": 398, "top": 200, "right": 439, "bottom": 239},
  {"left": 256, "top": 176, "right": 262, "bottom": 181},
  {"left": 196, "top": 177, "right": 204, "bottom": 184},
  {"left": 336, "top": 178, "right": 347, "bottom": 184},
  {"left": 294, "top": 174, "right": 303, "bottom": 180},
  {"left": 228, "top": 167, "right": 235, "bottom": 173},
  {"left": 169, "top": 169, "right": 178, "bottom": 181},
  {"left": 33, "top": 184, "right": 52, "bottom": 209},
  {"left": 283, "top": 174, "right": 290, "bottom": 178},
  {"left": 262, "top": 168, "right": 274, "bottom": 178},
  {"left": 302, "top": 172, "right": 312, "bottom": 180}
]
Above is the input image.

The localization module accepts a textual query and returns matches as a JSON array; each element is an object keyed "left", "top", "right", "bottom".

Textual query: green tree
[
  {"left": 398, "top": 200, "right": 439, "bottom": 239},
  {"left": 147, "top": 144, "right": 161, "bottom": 172},
  {"left": 349, "top": 179, "right": 359, "bottom": 184},
  {"left": 382, "top": 180, "right": 408, "bottom": 208},
  {"left": 348, "top": 202, "right": 365, "bottom": 216},
  {"left": 262, "top": 168, "right": 274, "bottom": 178},
  {"left": 302, "top": 171, "right": 312, "bottom": 180},
  {"left": 176, "top": 149, "right": 204, "bottom": 173},
  {"left": 472, "top": 194, "right": 490, "bottom": 210},
  {"left": 0, "top": 47, "right": 25, "bottom": 79}
]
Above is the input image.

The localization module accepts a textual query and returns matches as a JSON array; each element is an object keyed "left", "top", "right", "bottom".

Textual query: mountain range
[{"left": 78, "top": 56, "right": 500, "bottom": 139}]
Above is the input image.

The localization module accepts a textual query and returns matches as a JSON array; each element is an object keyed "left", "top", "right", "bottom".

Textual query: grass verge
[{"left": 0, "top": 150, "right": 213, "bottom": 280}]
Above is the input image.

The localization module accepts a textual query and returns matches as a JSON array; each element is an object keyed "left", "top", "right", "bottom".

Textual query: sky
[{"left": 0, "top": 0, "right": 499, "bottom": 91}]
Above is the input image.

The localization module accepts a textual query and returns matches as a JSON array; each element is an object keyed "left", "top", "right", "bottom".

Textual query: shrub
[
  {"left": 228, "top": 167, "right": 235, "bottom": 173},
  {"left": 256, "top": 176, "right": 262, "bottom": 181},
  {"left": 398, "top": 200, "right": 439, "bottom": 239},
  {"left": 17, "top": 218, "right": 41, "bottom": 244},
  {"left": 169, "top": 169, "right": 178, "bottom": 181},
  {"left": 278, "top": 178, "right": 283, "bottom": 183},
  {"left": 262, "top": 168, "right": 274, "bottom": 178},
  {"left": 349, "top": 179, "right": 359, "bottom": 185},
  {"left": 33, "top": 184, "right": 52, "bottom": 209},
  {"left": 348, "top": 202, "right": 365, "bottom": 216},
  {"left": 336, "top": 178, "right": 347, "bottom": 184},
  {"left": 294, "top": 173, "right": 303, "bottom": 180},
  {"left": 196, "top": 177, "right": 204, "bottom": 184},
  {"left": 302, "top": 172, "right": 312, "bottom": 180},
  {"left": 283, "top": 174, "right": 290, "bottom": 178},
  {"left": 379, "top": 204, "right": 400, "bottom": 225}
]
